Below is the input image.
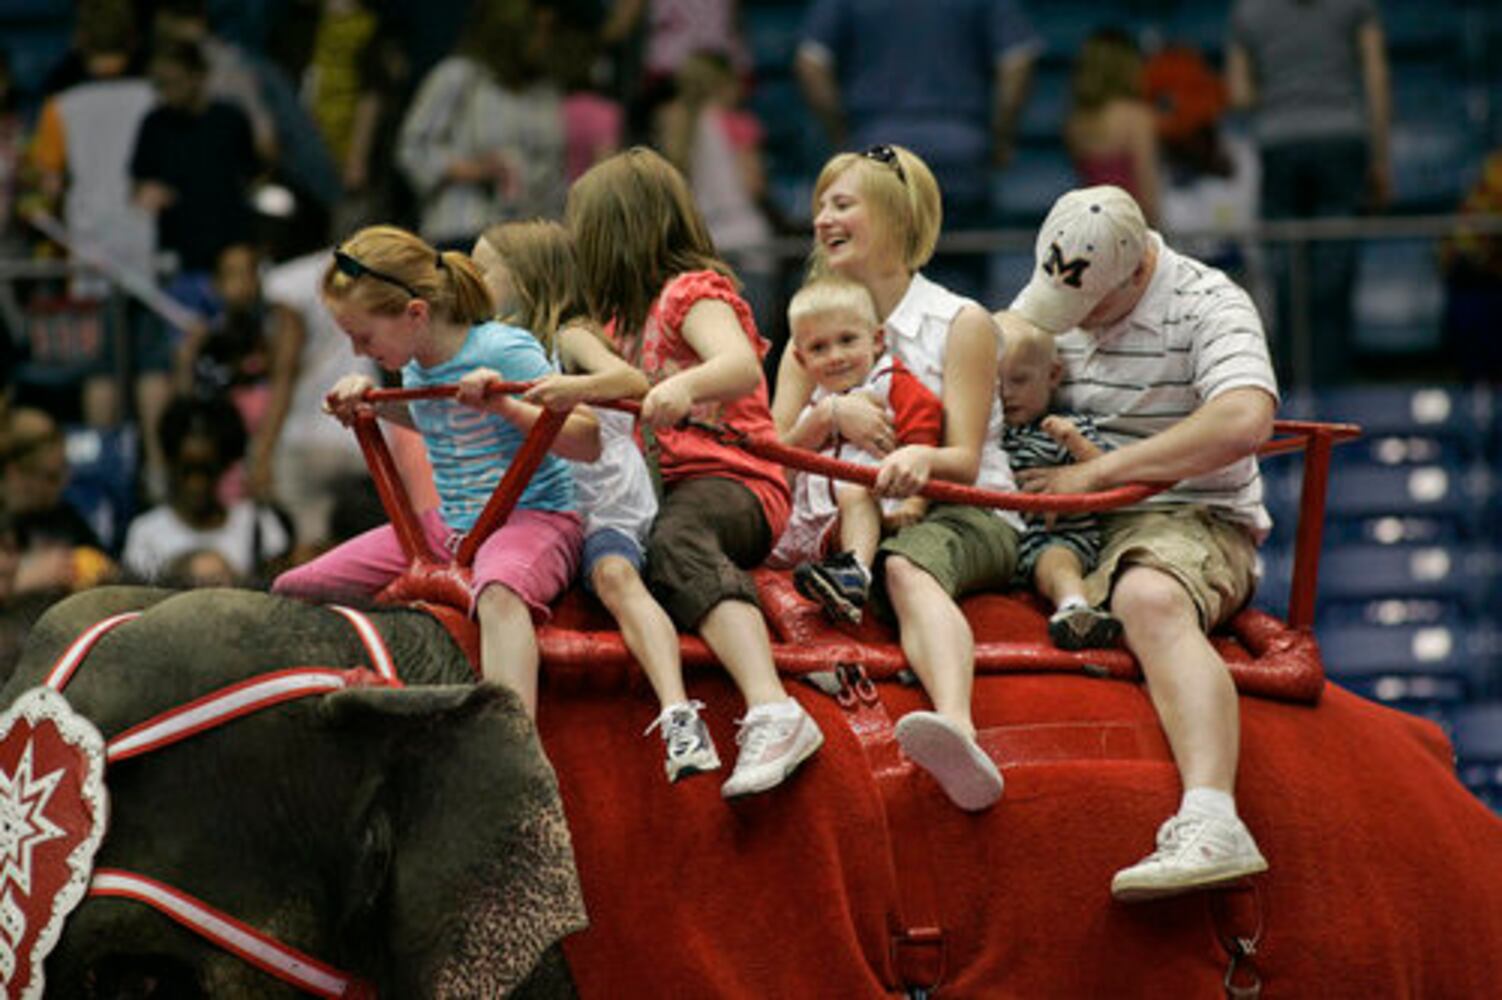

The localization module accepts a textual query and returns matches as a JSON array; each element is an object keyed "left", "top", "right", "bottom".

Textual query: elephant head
[{"left": 5, "top": 586, "right": 585, "bottom": 998}]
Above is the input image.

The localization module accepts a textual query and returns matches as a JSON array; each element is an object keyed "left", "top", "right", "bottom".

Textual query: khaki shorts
[
  {"left": 1083, "top": 506, "right": 1259, "bottom": 630},
  {"left": 876, "top": 504, "right": 1019, "bottom": 603}
]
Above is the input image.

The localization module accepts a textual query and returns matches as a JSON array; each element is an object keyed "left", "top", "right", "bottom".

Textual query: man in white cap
[{"left": 1007, "top": 185, "right": 1279, "bottom": 900}]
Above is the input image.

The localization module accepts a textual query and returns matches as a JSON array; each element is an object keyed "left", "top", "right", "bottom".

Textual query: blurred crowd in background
[{"left": 2, "top": 0, "right": 1500, "bottom": 671}]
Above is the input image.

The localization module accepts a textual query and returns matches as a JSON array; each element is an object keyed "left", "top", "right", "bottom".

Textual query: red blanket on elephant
[{"left": 534, "top": 574, "right": 1502, "bottom": 997}]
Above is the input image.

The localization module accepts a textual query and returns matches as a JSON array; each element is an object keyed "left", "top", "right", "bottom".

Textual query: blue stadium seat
[
  {"left": 1320, "top": 621, "right": 1476, "bottom": 733},
  {"left": 1317, "top": 596, "right": 1467, "bottom": 629},
  {"left": 1323, "top": 463, "right": 1483, "bottom": 525},
  {"left": 766, "top": 172, "right": 815, "bottom": 229},
  {"left": 1016, "top": 64, "right": 1069, "bottom": 142},
  {"left": 1388, "top": 120, "right": 1482, "bottom": 213},
  {"left": 1319, "top": 621, "right": 1477, "bottom": 681},
  {"left": 1455, "top": 702, "right": 1502, "bottom": 757},
  {"left": 1352, "top": 240, "right": 1445, "bottom": 354},
  {"left": 1164, "top": 3, "right": 1227, "bottom": 57},
  {"left": 743, "top": 2, "right": 806, "bottom": 73},
  {"left": 993, "top": 144, "right": 1076, "bottom": 225},
  {"left": 1330, "top": 514, "right": 1468, "bottom": 547},
  {"left": 1305, "top": 384, "right": 1489, "bottom": 449},
  {"left": 1028, "top": 0, "right": 1115, "bottom": 61},
  {"left": 990, "top": 250, "right": 1035, "bottom": 308},
  {"left": 1317, "top": 541, "right": 1495, "bottom": 613},
  {"left": 3, "top": 22, "right": 70, "bottom": 110},
  {"left": 1453, "top": 702, "right": 1502, "bottom": 815},
  {"left": 749, "top": 78, "right": 823, "bottom": 179},
  {"left": 1383, "top": 0, "right": 1467, "bottom": 55}
]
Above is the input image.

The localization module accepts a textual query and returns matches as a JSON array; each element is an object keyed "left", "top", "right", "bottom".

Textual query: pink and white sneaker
[{"left": 720, "top": 701, "right": 824, "bottom": 798}]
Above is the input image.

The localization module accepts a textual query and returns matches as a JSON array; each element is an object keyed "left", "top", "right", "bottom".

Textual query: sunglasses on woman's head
[
  {"left": 333, "top": 248, "right": 422, "bottom": 299},
  {"left": 860, "top": 144, "right": 906, "bottom": 184}
]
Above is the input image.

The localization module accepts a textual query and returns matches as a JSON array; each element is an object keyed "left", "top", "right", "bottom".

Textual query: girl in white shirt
[{"left": 474, "top": 220, "right": 722, "bottom": 784}]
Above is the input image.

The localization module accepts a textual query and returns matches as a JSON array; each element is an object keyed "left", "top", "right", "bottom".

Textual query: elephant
[
  {"left": 12, "top": 577, "right": 1502, "bottom": 998},
  {"left": 4, "top": 585, "right": 585, "bottom": 999}
]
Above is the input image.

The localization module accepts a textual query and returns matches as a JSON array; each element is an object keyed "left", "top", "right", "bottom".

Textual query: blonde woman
[{"left": 774, "top": 144, "right": 1021, "bottom": 811}]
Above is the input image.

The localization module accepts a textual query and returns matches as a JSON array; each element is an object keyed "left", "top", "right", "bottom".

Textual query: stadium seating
[
  {"left": 1353, "top": 241, "right": 1447, "bottom": 354},
  {"left": 1291, "top": 381, "right": 1500, "bottom": 785},
  {"left": 992, "top": 144, "right": 1075, "bottom": 224},
  {"left": 1296, "top": 384, "right": 1491, "bottom": 452},
  {"left": 1454, "top": 702, "right": 1502, "bottom": 815},
  {"left": 1016, "top": 63, "right": 1069, "bottom": 143}
]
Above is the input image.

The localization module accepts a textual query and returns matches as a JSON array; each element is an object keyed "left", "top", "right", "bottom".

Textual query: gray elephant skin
[{"left": 4, "top": 585, "right": 585, "bottom": 999}]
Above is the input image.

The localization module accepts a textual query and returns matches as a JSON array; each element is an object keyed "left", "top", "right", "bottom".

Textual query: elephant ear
[{"left": 321, "top": 682, "right": 587, "bottom": 999}]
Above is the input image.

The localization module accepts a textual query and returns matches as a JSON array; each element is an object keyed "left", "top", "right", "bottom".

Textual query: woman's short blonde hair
[
  {"left": 996, "top": 309, "right": 1057, "bottom": 367},
  {"left": 810, "top": 144, "right": 942, "bottom": 274}
]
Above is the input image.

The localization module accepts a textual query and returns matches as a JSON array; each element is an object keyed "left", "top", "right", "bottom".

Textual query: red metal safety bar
[
  {"left": 351, "top": 381, "right": 569, "bottom": 570},
  {"left": 345, "top": 381, "right": 1360, "bottom": 633},
  {"left": 1258, "top": 420, "right": 1362, "bottom": 631}
]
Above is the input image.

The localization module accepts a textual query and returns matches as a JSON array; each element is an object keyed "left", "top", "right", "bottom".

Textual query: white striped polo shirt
[{"left": 1041, "top": 233, "right": 1280, "bottom": 539}]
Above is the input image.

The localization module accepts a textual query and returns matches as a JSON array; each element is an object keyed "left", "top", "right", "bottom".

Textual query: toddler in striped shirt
[{"left": 996, "top": 312, "right": 1121, "bottom": 650}]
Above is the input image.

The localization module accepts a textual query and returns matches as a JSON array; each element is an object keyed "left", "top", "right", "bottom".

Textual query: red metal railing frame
[
  {"left": 346, "top": 382, "right": 1359, "bottom": 631},
  {"left": 1258, "top": 419, "right": 1362, "bottom": 630},
  {"left": 351, "top": 382, "right": 570, "bottom": 570}
]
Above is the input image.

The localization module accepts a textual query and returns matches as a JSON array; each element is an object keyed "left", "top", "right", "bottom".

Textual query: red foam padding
[
  {"left": 538, "top": 569, "right": 1324, "bottom": 704},
  {"left": 541, "top": 675, "right": 1502, "bottom": 997}
]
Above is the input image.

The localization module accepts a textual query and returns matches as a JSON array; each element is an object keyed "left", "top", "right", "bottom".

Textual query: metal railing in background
[
  {"left": 767, "top": 211, "right": 1502, "bottom": 391},
  {"left": 6, "top": 213, "right": 1502, "bottom": 415}
]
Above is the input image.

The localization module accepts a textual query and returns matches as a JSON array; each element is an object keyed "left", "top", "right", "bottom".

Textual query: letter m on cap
[{"left": 1042, "top": 242, "right": 1090, "bottom": 289}]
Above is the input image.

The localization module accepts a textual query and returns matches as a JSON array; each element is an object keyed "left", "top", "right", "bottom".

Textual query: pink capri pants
[{"left": 273, "top": 507, "right": 582, "bottom": 622}]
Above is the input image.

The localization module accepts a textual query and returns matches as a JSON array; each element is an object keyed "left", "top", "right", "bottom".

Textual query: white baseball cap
[{"left": 1012, "top": 185, "right": 1148, "bottom": 334}]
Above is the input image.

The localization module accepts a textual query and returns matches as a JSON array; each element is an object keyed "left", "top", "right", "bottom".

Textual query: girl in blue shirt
[{"left": 272, "top": 225, "right": 598, "bottom": 717}]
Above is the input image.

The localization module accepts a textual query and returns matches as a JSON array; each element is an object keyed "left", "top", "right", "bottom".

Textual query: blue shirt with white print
[{"left": 403, "top": 320, "right": 575, "bottom": 532}]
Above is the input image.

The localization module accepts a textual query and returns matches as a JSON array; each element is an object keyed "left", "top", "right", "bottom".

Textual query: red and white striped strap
[
  {"left": 88, "top": 869, "right": 374, "bottom": 999},
  {"left": 330, "top": 605, "right": 401, "bottom": 685},
  {"left": 107, "top": 667, "right": 394, "bottom": 763},
  {"left": 44, "top": 611, "right": 141, "bottom": 692}
]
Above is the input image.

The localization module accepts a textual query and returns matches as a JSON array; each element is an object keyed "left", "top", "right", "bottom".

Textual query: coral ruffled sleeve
[{"left": 656, "top": 271, "right": 769, "bottom": 362}]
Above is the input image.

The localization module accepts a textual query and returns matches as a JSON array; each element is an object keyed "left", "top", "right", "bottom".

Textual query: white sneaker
[
  {"left": 644, "top": 701, "right": 721, "bottom": 782},
  {"left": 1111, "top": 811, "right": 1269, "bottom": 902},
  {"left": 893, "top": 711, "right": 1003, "bottom": 812},
  {"left": 720, "top": 701, "right": 824, "bottom": 798}
]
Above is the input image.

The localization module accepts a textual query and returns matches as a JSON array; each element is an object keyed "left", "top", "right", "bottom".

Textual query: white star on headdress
[{"left": 0, "top": 742, "right": 66, "bottom": 897}]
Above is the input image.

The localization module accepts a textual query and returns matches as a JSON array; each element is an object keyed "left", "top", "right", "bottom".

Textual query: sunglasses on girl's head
[
  {"left": 333, "top": 248, "right": 422, "bottom": 299},
  {"left": 860, "top": 144, "right": 906, "bottom": 184}
]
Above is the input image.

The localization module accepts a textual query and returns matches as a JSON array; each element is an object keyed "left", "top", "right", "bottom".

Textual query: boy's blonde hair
[
  {"left": 809, "top": 144, "right": 942, "bottom": 275},
  {"left": 787, "top": 275, "right": 880, "bottom": 340},
  {"left": 996, "top": 309, "right": 1058, "bottom": 368},
  {"left": 324, "top": 224, "right": 494, "bottom": 326}
]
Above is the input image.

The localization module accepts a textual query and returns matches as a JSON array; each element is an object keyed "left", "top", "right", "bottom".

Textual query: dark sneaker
[
  {"left": 1049, "top": 605, "right": 1124, "bottom": 650},
  {"left": 644, "top": 701, "right": 721, "bottom": 782},
  {"left": 794, "top": 552, "right": 871, "bottom": 624}
]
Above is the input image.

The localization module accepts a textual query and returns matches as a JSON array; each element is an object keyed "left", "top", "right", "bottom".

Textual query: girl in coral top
[{"left": 566, "top": 147, "right": 823, "bottom": 799}]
